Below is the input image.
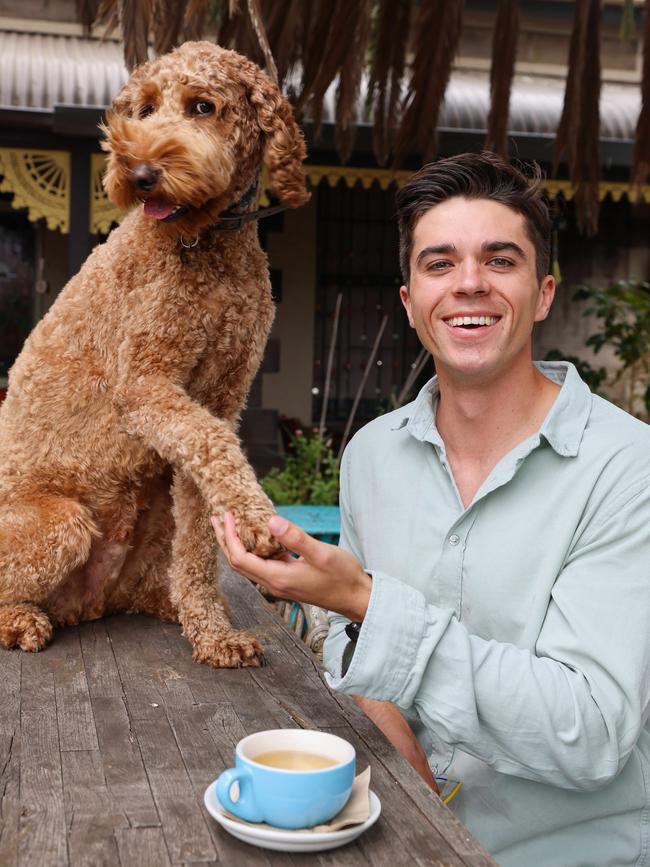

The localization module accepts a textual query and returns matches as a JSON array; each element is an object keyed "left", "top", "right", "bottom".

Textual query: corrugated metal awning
[{"left": 0, "top": 28, "right": 641, "bottom": 143}]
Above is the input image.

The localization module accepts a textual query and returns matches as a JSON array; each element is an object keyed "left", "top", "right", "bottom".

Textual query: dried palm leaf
[
  {"left": 76, "top": 0, "right": 100, "bottom": 34},
  {"left": 369, "top": 0, "right": 411, "bottom": 165},
  {"left": 296, "top": 0, "right": 340, "bottom": 116},
  {"left": 336, "top": 0, "right": 372, "bottom": 162},
  {"left": 299, "top": 0, "right": 371, "bottom": 146},
  {"left": 118, "top": 0, "right": 153, "bottom": 70},
  {"left": 183, "top": 0, "right": 211, "bottom": 42},
  {"left": 633, "top": 1, "right": 650, "bottom": 185},
  {"left": 553, "top": 0, "right": 601, "bottom": 235},
  {"left": 485, "top": 0, "right": 519, "bottom": 156},
  {"left": 264, "top": 0, "right": 302, "bottom": 86},
  {"left": 94, "top": 0, "right": 120, "bottom": 38},
  {"left": 246, "top": 0, "right": 278, "bottom": 81},
  {"left": 152, "top": 0, "right": 185, "bottom": 54},
  {"left": 218, "top": 0, "right": 263, "bottom": 65},
  {"left": 393, "top": 0, "right": 464, "bottom": 167}
]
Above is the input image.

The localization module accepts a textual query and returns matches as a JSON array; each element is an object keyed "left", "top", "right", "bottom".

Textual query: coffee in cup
[{"left": 215, "top": 729, "right": 356, "bottom": 829}]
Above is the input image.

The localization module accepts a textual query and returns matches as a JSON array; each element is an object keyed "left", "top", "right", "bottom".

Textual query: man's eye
[
  {"left": 139, "top": 104, "right": 155, "bottom": 119},
  {"left": 427, "top": 260, "right": 451, "bottom": 271},
  {"left": 489, "top": 257, "right": 513, "bottom": 267},
  {"left": 191, "top": 100, "right": 215, "bottom": 116}
]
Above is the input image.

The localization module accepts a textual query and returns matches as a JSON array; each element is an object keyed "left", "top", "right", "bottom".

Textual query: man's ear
[
  {"left": 247, "top": 70, "right": 310, "bottom": 209},
  {"left": 534, "top": 274, "right": 556, "bottom": 322},
  {"left": 400, "top": 285, "right": 415, "bottom": 328}
]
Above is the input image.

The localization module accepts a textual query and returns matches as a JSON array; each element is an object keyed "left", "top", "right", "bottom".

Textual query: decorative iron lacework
[
  {"left": 90, "top": 153, "right": 125, "bottom": 235},
  {"left": 1, "top": 150, "right": 650, "bottom": 237},
  {"left": 0, "top": 148, "right": 69, "bottom": 232}
]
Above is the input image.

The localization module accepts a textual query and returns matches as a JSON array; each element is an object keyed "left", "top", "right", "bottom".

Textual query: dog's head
[{"left": 101, "top": 41, "right": 309, "bottom": 236}]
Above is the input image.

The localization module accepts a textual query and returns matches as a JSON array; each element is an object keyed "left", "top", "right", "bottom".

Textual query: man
[{"left": 213, "top": 152, "right": 650, "bottom": 866}]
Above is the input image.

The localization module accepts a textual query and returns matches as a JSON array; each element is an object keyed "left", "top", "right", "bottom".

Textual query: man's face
[{"left": 400, "top": 196, "right": 555, "bottom": 386}]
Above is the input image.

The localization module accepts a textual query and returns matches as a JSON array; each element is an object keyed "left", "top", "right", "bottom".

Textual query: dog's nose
[{"left": 132, "top": 164, "right": 160, "bottom": 192}]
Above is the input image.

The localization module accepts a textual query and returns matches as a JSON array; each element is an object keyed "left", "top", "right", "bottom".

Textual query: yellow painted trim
[
  {"left": 306, "top": 165, "right": 650, "bottom": 203},
  {"left": 0, "top": 147, "right": 70, "bottom": 232},
  {"left": 1, "top": 149, "right": 649, "bottom": 237},
  {"left": 90, "top": 153, "right": 126, "bottom": 235}
]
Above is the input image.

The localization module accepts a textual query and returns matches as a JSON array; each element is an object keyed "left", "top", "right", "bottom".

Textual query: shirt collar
[{"left": 404, "top": 361, "right": 592, "bottom": 458}]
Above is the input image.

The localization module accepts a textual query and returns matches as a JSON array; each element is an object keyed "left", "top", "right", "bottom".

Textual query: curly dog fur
[{"left": 0, "top": 41, "right": 309, "bottom": 667}]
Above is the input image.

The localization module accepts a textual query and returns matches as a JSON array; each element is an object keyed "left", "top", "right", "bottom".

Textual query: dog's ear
[{"left": 248, "top": 72, "right": 310, "bottom": 209}]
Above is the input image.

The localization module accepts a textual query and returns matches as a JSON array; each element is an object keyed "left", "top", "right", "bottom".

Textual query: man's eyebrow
[
  {"left": 415, "top": 244, "right": 456, "bottom": 268},
  {"left": 482, "top": 241, "right": 526, "bottom": 258}
]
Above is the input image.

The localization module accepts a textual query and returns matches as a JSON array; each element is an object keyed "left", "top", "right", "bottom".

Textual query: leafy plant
[
  {"left": 548, "top": 280, "right": 650, "bottom": 418},
  {"left": 261, "top": 430, "right": 340, "bottom": 506}
]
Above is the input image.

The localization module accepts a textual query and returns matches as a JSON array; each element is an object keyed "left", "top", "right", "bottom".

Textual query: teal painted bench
[{"left": 275, "top": 504, "right": 340, "bottom": 545}]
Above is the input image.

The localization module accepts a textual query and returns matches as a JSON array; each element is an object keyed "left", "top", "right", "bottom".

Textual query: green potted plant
[{"left": 261, "top": 428, "right": 340, "bottom": 542}]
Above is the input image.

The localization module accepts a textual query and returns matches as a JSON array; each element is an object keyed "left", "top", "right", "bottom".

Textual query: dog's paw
[
  {"left": 191, "top": 629, "right": 264, "bottom": 668},
  {"left": 0, "top": 604, "right": 53, "bottom": 652},
  {"left": 232, "top": 511, "right": 284, "bottom": 559}
]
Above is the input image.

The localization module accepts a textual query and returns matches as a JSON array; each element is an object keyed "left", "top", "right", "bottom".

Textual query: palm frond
[
  {"left": 485, "top": 0, "right": 519, "bottom": 156},
  {"left": 553, "top": 0, "right": 601, "bottom": 235},
  {"left": 369, "top": 0, "right": 410, "bottom": 165},
  {"left": 265, "top": 0, "right": 302, "bottom": 86},
  {"left": 118, "top": 0, "right": 153, "bottom": 70},
  {"left": 183, "top": 0, "right": 211, "bottom": 42},
  {"left": 152, "top": 0, "right": 185, "bottom": 54},
  {"left": 633, "top": 1, "right": 650, "bottom": 185},
  {"left": 335, "top": 0, "right": 373, "bottom": 162},
  {"left": 393, "top": 0, "right": 464, "bottom": 166}
]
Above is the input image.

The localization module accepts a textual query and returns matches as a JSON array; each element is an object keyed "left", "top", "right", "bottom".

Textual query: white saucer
[{"left": 203, "top": 782, "right": 381, "bottom": 853}]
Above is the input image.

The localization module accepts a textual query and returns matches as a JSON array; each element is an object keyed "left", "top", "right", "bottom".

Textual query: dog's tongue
[{"left": 143, "top": 199, "right": 176, "bottom": 220}]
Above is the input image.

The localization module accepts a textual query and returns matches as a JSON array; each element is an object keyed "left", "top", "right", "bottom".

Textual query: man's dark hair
[{"left": 395, "top": 152, "right": 551, "bottom": 286}]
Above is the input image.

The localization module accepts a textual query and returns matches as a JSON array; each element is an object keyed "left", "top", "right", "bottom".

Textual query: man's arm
[
  {"left": 326, "top": 475, "right": 650, "bottom": 791},
  {"left": 215, "top": 468, "right": 650, "bottom": 792}
]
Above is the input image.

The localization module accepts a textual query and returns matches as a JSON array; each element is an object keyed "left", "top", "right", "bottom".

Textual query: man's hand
[{"left": 212, "top": 512, "right": 372, "bottom": 622}]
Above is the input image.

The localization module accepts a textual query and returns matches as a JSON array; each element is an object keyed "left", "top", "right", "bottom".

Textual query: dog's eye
[
  {"left": 191, "top": 101, "right": 215, "bottom": 117},
  {"left": 139, "top": 104, "right": 155, "bottom": 119}
]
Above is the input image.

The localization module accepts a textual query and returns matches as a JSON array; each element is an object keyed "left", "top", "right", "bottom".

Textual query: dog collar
[{"left": 214, "top": 171, "right": 288, "bottom": 232}]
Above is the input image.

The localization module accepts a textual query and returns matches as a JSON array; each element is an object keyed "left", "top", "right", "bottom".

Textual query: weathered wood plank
[
  {"left": 0, "top": 649, "right": 21, "bottom": 867},
  {"left": 53, "top": 629, "right": 99, "bottom": 752},
  {"left": 133, "top": 714, "right": 217, "bottom": 863},
  {"left": 18, "top": 651, "right": 67, "bottom": 867},
  {"left": 104, "top": 615, "right": 174, "bottom": 721},
  {"left": 115, "top": 826, "right": 172, "bottom": 867},
  {"left": 79, "top": 621, "right": 160, "bottom": 827},
  {"left": 61, "top": 749, "right": 125, "bottom": 866}
]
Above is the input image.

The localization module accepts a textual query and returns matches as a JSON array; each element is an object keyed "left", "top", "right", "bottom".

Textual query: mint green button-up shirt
[{"left": 324, "top": 362, "right": 650, "bottom": 866}]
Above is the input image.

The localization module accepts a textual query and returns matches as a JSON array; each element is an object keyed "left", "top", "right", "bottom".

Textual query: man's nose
[
  {"left": 131, "top": 164, "right": 161, "bottom": 192},
  {"left": 454, "top": 259, "right": 488, "bottom": 295}
]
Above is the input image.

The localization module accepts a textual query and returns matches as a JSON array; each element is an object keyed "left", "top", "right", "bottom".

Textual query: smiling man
[{"left": 214, "top": 153, "right": 650, "bottom": 866}]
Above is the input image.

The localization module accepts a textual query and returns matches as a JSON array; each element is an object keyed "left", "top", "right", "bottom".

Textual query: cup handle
[{"left": 216, "top": 768, "right": 264, "bottom": 823}]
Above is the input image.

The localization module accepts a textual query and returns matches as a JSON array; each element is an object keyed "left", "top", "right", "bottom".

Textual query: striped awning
[{"left": 0, "top": 28, "right": 642, "bottom": 144}]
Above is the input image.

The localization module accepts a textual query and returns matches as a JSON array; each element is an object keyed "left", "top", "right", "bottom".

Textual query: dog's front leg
[
  {"left": 169, "top": 472, "right": 263, "bottom": 668},
  {"left": 114, "top": 374, "right": 280, "bottom": 557}
]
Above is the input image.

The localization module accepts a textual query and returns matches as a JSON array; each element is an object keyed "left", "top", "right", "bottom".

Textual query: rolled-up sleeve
[{"left": 326, "top": 475, "right": 650, "bottom": 791}]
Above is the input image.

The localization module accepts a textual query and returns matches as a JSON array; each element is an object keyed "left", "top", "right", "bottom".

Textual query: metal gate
[{"left": 313, "top": 180, "right": 430, "bottom": 432}]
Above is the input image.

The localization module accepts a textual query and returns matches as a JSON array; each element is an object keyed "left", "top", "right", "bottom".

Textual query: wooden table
[{"left": 0, "top": 567, "right": 496, "bottom": 866}]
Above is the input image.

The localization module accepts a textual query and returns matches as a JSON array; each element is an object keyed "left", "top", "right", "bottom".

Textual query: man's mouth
[
  {"left": 443, "top": 314, "right": 501, "bottom": 329},
  {"left": 142, "top": 198, "right": 190, "bottom": 222}
]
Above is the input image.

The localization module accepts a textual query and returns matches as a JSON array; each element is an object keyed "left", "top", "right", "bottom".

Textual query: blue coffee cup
[{"left": 216, "top": 728, "right": 356, "bottom": 829}]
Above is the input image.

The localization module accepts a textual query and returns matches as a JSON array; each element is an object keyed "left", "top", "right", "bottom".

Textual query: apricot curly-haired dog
[{"left": 0, "top": 41, "right": 309, "bottom": 667}]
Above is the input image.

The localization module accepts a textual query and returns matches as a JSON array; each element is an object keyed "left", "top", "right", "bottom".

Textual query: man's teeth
[{"left": 447, "top": 315, "right": 498, "bottom": 327}]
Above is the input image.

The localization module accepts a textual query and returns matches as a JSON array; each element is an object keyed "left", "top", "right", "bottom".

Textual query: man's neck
[{"left": 434, "top": 359, "right": 561, "bottom": 506}]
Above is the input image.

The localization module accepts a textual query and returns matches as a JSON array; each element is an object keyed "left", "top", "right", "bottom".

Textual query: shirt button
[{"left": 449, "top": 534, "right": 460, "bottom": 546}]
